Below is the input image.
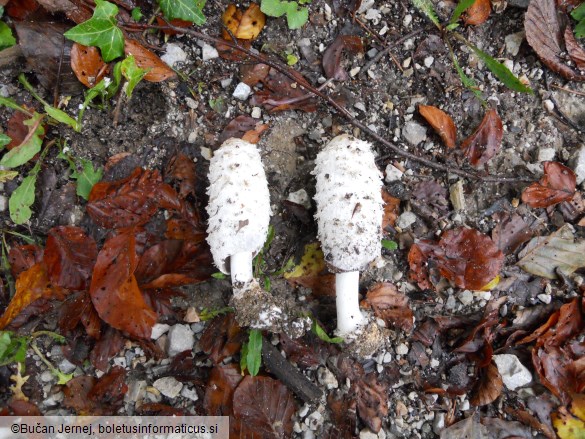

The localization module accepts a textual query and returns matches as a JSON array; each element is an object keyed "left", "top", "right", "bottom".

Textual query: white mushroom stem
[
  {"left": 336, "top": 271, "right": 365, "bottom": 334},
  {"left": 230, "top": 251, "right": 253, "bottom": 286}
]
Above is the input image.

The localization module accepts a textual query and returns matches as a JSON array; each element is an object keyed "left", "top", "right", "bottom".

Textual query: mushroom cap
[
  {"left": 313, "top": 134, "right": 383, "bottom": 272},
  {"left": 206, "top": 138, "right": 271, "bottom": 273}
]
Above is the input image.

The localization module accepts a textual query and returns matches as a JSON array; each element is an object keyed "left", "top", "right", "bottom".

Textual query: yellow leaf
[
  {"left": 481, "top": 275, "right": 500, "bottom": 291},
  {"left": 284, "top": 242, "right": 326, "bottom": 279},
  {"left": 553, "top": 395, "right": 585, "bottom": 439}
]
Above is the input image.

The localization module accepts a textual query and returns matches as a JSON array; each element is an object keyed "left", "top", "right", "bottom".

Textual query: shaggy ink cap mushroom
[
  {"left": 313, "top": 134, "right": 383, "bottom": 334},
  {"left": 206, "top": 138, "right": 271, "bottom": 286}
]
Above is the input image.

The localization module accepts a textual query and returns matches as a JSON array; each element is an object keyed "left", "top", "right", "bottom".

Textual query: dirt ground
[{"left": 1, "top": 0, "right": 585, "bottom": 437}]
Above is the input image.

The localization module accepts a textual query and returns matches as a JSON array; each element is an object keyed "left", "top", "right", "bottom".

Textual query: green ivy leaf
[
  {"left": 312, "top": 320, "right": 343, "bottom": 344},
  {"left": 246, "top": 329, "right": 263, "bottom": 376},
  {"left": 575, "top": 19, "right": 585, "bottom": 38},
  {"left": 0, "top": 21, "right": 16, "bottom": 51},
  {"left": 261, "top": 0, "right": 309, "bottom": 29},
  {"left": 120, "top": 55, "right": 147, "bottom": 98},
  {"left": 571, "top": 2, "right": 585, "bottom": 21},
  {"left": 131, "top": 7, "right": 143, "bottom": 21},
  {"left": 470, "top": 45, "right": 533, "bottom": 93},
  {"left": 0, "top": 331, "right": 29, "bottom": 366},
  {"left": 158, "top": 0, "right": 206, "bottom": 25},
  {"left": 449, "top": 0, "right": 477, "bottom": 24},
  {"left": 0, "top": 113, "right": 44, "bottom": 169},
  {"left": 9, "top": 174, "right": 37, "bottom": 225},
  {"left": 72, "top": 158, "right": 103, "bottom": 200},
  {"left": 63, "top": 0, "right": 124, "bottom": 62},
  {"left": 0, "top": 133, "right": 10, "bottom": 149},
  {"left": 381, "top": 239, "right": 398, "bottom": 250},
  {"left": 411, "top": 0, "right": 440, "bottom": 28}
]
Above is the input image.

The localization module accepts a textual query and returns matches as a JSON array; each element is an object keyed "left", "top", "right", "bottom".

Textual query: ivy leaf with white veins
[
  {"left": 71, "top": 158, "right": 103, "bottom": 200},
  {"left": 64, "top": 0, "right": 124, "bottom": 62},
  {"left": 9, "top": 174, "right": 37, "bottom": 225},
  {"left": 0, "top": 113, "right": 44, "bottom": 169},
  {"left": 158, "top": 0, "right": 206, "bottom": 25}
]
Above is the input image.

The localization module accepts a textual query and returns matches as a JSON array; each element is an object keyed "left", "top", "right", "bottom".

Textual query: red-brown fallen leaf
[
  {"left": 222, "top": 3, "right": 265, "bottom": 40},
  {"left": 124, "top": 39, "right": 176, "bottom": 82},
  {"left": 470, "top": 362, "right": 503, "bottom": 406},
  {"left": 491, "top": 212, "right": 534, "bottom": 255},
  {"left": 88, "top": 366, "right": 128, "bottom": 406},
  {"left": 464, "top": 0, "right": 491, "bottom": 25},
  {"left": 522, "top": 161, "right": 576, "bottom": 208},
  {"left": 279, "top": 333, "right": 323, "bottom": 369},
  {"left": 326, "top": 392, "right": 358, "bottom": 439},
  {"left": 8, "top": 244, "right": 43, "bottom": 278},
  {"left": 250, "top": 68, "right": 318, "bottom": 112},
  {"left": 361, "top": 283, "right": 414, "bottom": 332},
  {"left": 539, "top": 298, "right": 583, "bottom": 348},
  {"left": 408, "top": 227, "right": 504, "bottom": 290},
  {"left": 167, "top": 351, "right": 208, "bottom": 384},
  {"left": 90, "top": 326, "right": 125, "bottom": 371},
  {"left": 137, "top": 403, "right": 186, "bottom": 416},
  {"left": 242, "top": 123, "right": 269, "bottom": 144},
  {"left": 165, "top": 153, "right": 197, "bottom": 199},
  {"left": 218, "top": 115, "right": 257, "bottom": 143},
  {"left": 155, "top": 17, "right": 192, "bottom": 35},
  {"left": 232, "top": 376, "right": 297, "bottom": 438},
  {"left": 165, "top": 217, "right": 206, "bottom": 241},
  {"left": 565, "top": 27, "right": 585, "bottom": 70},
  {"left": 70, "top": 43, "right": 107, "bottom": 88},
  {"left": 355, "top": 373, "right": 388, "bottom": 432},
  {"left": 204, "top": 364, "right": 243, "bottom": 416},
  {"left": 241, "top": 63, "right": 270, "bottom": 86},
  {"left": 322, "top": 35, "right": 364, "bottom": 81},
  {"left": 44, "top": 226, "right": 97, "bottom": 291},
  {"left": 525, "top": 0, "right": 585, "bottom": 80},
  {"left": 410, "top": 180, "right": 449, "bottom": 221},
  {"left": 89, "top": 231, "right": 156, "bottom": 339},
  {"left": 461, "top": 108, "right": 503, "bottom": 166},
  {"left": 419, "top": 105, "right": 457, "bottom": 148},
  {"left": 7, "top": 398, "right": 41, "bottom": 415},
  {"left": 571, "top": 356, "right": 585, "bottom": 393},
  {"left": 200, "top": 314, "right": 244, "bottom": 364},
  {"left": 0, "top": 263, "right": 65, "bottom": 329},
  {"left": 64, "top": 376, "right": 98, "bottom": 415},
  {"left": 533, "top": 345, "right": 575, "bottom": 404},
  {"left": 382, "top": 189, "right": 400, "bottom": 230},
  {"left": 5, "top": 0, "right": 39, "bottom": 20},
  {"left": 64, "top": 366, "right": 127, "bottom": 415},
  {"left": 142, "top": 288, "right": 183, "bottom": 318},
  {"left": 5, "top": 111, "right": 29, "bottom": 150},
  {"left": 58, "top": 291, "right": 102, "bottom": 339}
]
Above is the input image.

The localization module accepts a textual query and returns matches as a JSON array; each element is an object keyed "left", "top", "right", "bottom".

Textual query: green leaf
[
  {"left": 63, "top": 0, "right": 124, "bottom": 62},
  {"left": 451, "top": 51, "right": 484, "bottom": 101},
  {"left": 72, "top": 158, "right": 103, "bottom": 199},
  {"left": 9, "top": 174, "right": 37, "bottom": 225},
  {"left": 571, "top": 3, "right": 585, "bottom": 21},
  {"left": 44, "top": 105, "right": 80, "bottom": 132},
  {"left": 446, "top": 23, "right": 459, "bottom": 31},
  {"left": 240, "top": 341, "right": 249, "bottom": 373},
  {"left": 0, "top": 96, "right": 33, "bottom": 115},
  {"left": 470, "top": 45, "right": 532, "bottom": 93},
  {"left": 131, "top": 7, "right": 143, "bottom": 21},
  {"left": 211, "top": 272, "right": 227, "bottom": 279},
  {"left": 286, "top": 54, "right": 299, "bottom": 65},
  {"left": 246, "top": 329, "right": 262, "bottom": 376},
  {"left": 199, "top": 306, "right": 234, "bottom": 321},
  {"left": 0, "top": 133, "right": 10, "bottom": 149},
  {"left": 209, "top": 97, "right": 225, "bottom": 113},
  {"left": 120, "top": 55, "right": 147, "bottom": 98},
  {"left": 261, "top": 0, "right": 309, "bottom": 29},
  {"left": 411, "top": 0, "right": 440, "bottom": 28},
  {"left": 0, "top": 114, "right": 44, "bottom": 169},
  {"left": 0, "top": 331, "right": 29, "bottom": 366},
  {"left": 575, "top": 19, "right": 585, "bottom": 38},
  {"left": 0, "top": 21, "right": 16, "bottom": 51},
  {"left": 381, "top": 239, "right": 398, "bottom": 250},
  {"left": 0, "top": 170, "right": 18, "bottom": 183},
  {"left": 158, "top": 0, "right": 206, "bottom": 25},
  {"left": 450, "top": 0, "right": 477, "bottom": 24},
  {"left": 312, "top": 320, "right": 343, "bottom": 344}
]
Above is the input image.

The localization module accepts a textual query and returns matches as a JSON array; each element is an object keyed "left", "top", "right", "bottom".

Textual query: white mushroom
[
  {"left": 206, "top": 138, "right": 271, "bottom": 288},
  {"left": 313, "top": 134, "right": 384, "bottom": 334}
]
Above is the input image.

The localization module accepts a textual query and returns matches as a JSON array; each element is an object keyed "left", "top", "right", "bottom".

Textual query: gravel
[
  {"left": 493, "top": 354, "right": 532, "bottom": 390},
  {"left": 233, "top": 82, "right": 252, "bottom": 100},
  {"left": 166, "top": 324, "right": 194, "bottom": 357},
  {"left": 160, "top": 44, "right": 187, "bottom": 67},
  {"left": 153, "top": 376, "right": 183, "bottom": 399},
  {"left": 402, "top": 121, "right": 427, "bottom": 146}
]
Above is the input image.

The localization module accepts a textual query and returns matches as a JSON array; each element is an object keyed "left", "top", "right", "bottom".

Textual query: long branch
[{"left": 140, "top": 22, "right": 532, "bottom": 184}]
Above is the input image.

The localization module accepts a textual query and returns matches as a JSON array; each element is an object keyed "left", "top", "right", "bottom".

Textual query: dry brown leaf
[
  {"left": 419, "top": 105, "right": 457, "bottom": 148},
  {"left": 322, "top": 35, "right": 363, "bottom": 81},
  {"left": 361, "top": 282, "right": 413, "bottom": 332},
  {"left": 525, "top": 0, "right": 585, "bottom": 80},
  {"left": 124, "top": 39, "right": 176, "bottom": 83},
  {"left": 521, "top": 161, "right": 576, "bottom": 208},
  {"left": 70, "top": 43, "right": 107, "bottom": 88},
  {"left": 382, "top": 189, "right": 400, "bottom": 230},
  {"left": 565, "top": 27, "right": 585, "bottom": 70},
  {"left": 222, "top": 3, "right": 265, "bottom": 40},
  {"left": 470, "top": 362, "right": 503, "bottom": 406},
  {"left": 464, "top": 0, "right": 491, "bottom": 25},
  {"left": 461, "top": 108, "right": 503, "bottom": 166},
  {"left": 491, "top": 212, "right": 534, "bottom": 255}
]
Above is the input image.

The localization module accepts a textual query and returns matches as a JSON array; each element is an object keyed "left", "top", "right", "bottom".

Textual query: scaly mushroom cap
[
  {"left": 206, "top": 138, "right": 271, "bottom": 273},
  {"left": 313, "top": 134, "right": 383, "bottom": 272}
]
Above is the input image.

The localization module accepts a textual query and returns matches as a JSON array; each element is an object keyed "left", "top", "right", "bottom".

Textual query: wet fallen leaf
[
  {"left": 70, "top": 43, "right": 107, "bottom": 88},
  {"left": 491, "top": 212, "right": 534, "bottom": 255},
  {"left": 461, "top": 108, "right": 503, "bottom": 166},
  {"left": 565, "top": 27, "right": 585, "bottom": 70},
  {"left": 552, "top": 396, "right": 585, "bottom": 439},
  {"left": 517, "top": 224, "right": 585, "bottom": 279},
  {"left": 440, "top": 413, "right": 490, "bottom": 439},
  {"left": 470, "top": 362, "right": 503, "bottom": 406},
  {"left": 63, "top": 376, "right": 98, "bottom": 414},
  {"left": 218, "top": 115, "right": 258, "bottom": 144},
  {"left": 89, "top": 231, "right": 156, "bottom": 339},
  {"left": 533, "top": 346, "right": 576, "bottom": 404},
  {"left": 410, "top": 180, "right": 449, "bottom": 222},
  {"left": 250, "top": 68, "right": 318, "bottom": 112},
  {"left": 279, "top": 333, "right": 323, "bottom": 369},
  {"left": 355, "top": 373, "right": 388, "bottom": 432},
  {"left": 521, "top": 161, "right": 576, "bottom": 208},
  {"left": 382, "top": 189, "right": 400, "bottom": 230},
  {"left": 58, "top": 290, "right": 102, "bottom": 339},
  {"left": 284, "top": 242, "right": 335, "bottom": 297},
  {"left": 89, "top": 326, "right": 124, "bottom": 371},
  {"left": 241, "top": 63, "right": 270, "bottom": 86},
  {"left": 409, "top": 227, "right": 504, "bottom": 290},
  {"left": 361, "top": 283, "right": 413, "bottom": 332},
  {"left": 88, "top": 365, "right": 127, "bottom": 407},
  {"left": 222, "top": 3, "right": 265, "bottom": 40},
  {"left": 165, "top": 153, "right": 197, "bottom": 199},
  {"left": 200, "top": 314, "right": 244, "bottom": 363},
  {"left": 407, "top": 242, "right": 432, "bottom": 290},
  {"left": 204, "top": 364, "right": 243, "bottom": 415},
  {"left": 44, "top": 226, "right": 97, "bottom": 291},
  {"left": 242, "top": 123, "right": 269, "bottom": 144},
  {"left": 419, "top": 105, "right": 457, "bottom": 148},
  {"left": 232, "top": 375, "right": 296, "bottom": 438},
  {"left": 525, "top": 0, "right": 585, "bottom": 80},
  {"left": 464, "top": 0, "right": 491, "bottom": 25},
  {"left": 7, "top": 398, "right": 41, "bottom": 415},
  {"left": 124, "top": 39, "right": 176, "bottom": 82},
  {"left": 322, "top": 34, "right": 363, "bottom": 81},
  {"left": 8, "top": 244, "right": 43, "bottom": 278},
  {"left": 326, "top": 392, "right": 358, "bottom": 439}
]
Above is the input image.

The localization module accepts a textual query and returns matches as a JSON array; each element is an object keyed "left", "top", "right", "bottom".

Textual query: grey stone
[
  {"left": 151, "top": 323, "right": 170, "bottom": 340},
  {"left": 403, "top": 121, "right": 427, "bottom": 146},
  {"left": 507, "top": 0, "right": 530, "bottom": 8},
  {"left": 572, "top": 144, "right": 585, "bottom": 185},
  {"left": 537, "top": 147, "right": 556, "bottom": 162},
  {"left": 201, "top": 43, "right": 219, "bottom": 61},
  {"left": 233, "top": 82, "right": 251, "bottom": 100},
  {"left": 125, "top": 380, "right": 147, "bottom": 403},
  {"left": 160, "top": 43, "right": 187, "bottom": 67},
  {"left": 180, "top": 386, "right": 199, "bottom": 401},
  {"left": 153, "top": 376, "right": 183, "bottom": 399},
  {"left": 359, "top": 430, "right": 378, "bottom": 439},
  {"left": 40, "top": 370, "right": 54, "bottom": 383},
  {"left": 493, "top": 354, "right": 532, "bottom": 390},
  {"left": 458, "top": 290, "right": 474, "bottom": 306},
  {"left": 396, "top": 211, "right": 417, "bottom": 229},
  {"left": 58, "top": 359, "right": 76, "bottom": 374},
  {"left": 167, "top": 324, "right": 194, "bottom": 357},
  {"left": 0, "top": 195, "right": 7, "bottom": 212},
  {"left": 505, "top": 31, "right": 525, "bottom": 57},
  {"left": 385, "top": 164, "right": 403, "bottom": 182},
  {"left": 317, "top": 367, "right": 338, "bottom": 390},
  {"left": 396, "top": 343, "right": 409, "bottom": 356}
]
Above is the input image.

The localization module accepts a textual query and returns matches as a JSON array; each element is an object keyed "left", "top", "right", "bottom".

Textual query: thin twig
[
  {"left": 144, "top": 21, "right": 532, "bottom": 183},
  {"left": 550, "top": 83, "right": 585, "bottom": 97}
]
